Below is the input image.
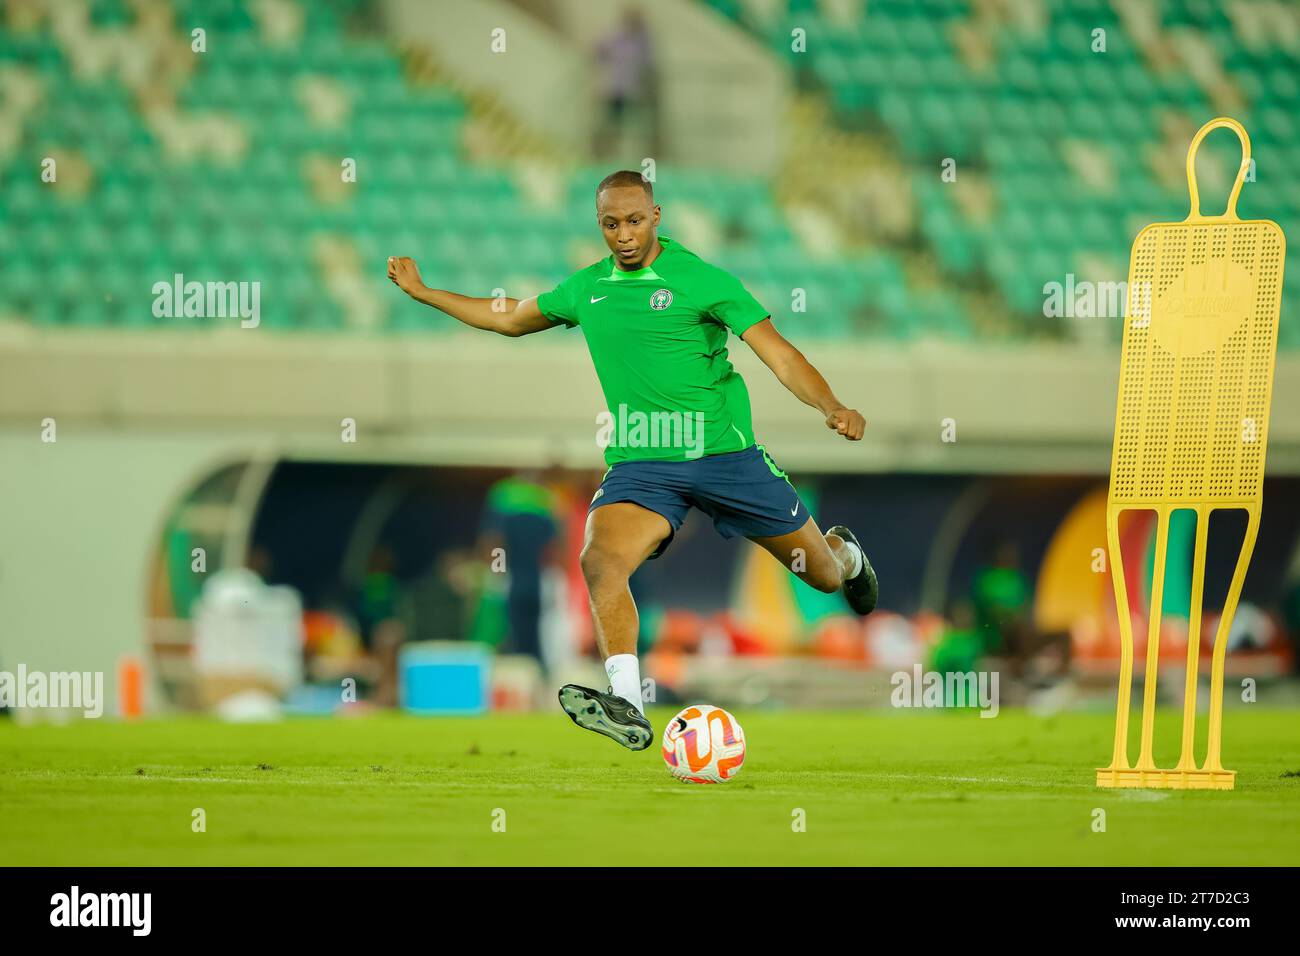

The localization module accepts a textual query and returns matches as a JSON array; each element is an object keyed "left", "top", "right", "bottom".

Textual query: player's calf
[
  {"left": 799, "top": 545, "right": 845, "bottom": 594},
  {"left": 749, "top": 518, "right": 856, "bottom": 596}
]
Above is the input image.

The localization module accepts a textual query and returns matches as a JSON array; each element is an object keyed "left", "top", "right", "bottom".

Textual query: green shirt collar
[{"left": 605, "top": 236, "right": 677, "bottom": 281}]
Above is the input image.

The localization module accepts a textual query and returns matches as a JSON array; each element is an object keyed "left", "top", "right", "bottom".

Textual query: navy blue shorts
[{"left": 588, "top": 444, "right": 807, "bottom": 559}]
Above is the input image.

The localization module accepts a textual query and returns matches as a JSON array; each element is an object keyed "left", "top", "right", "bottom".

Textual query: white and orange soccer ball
[{"left": 661, "top": 704, "right": 746, "bottom": 783}]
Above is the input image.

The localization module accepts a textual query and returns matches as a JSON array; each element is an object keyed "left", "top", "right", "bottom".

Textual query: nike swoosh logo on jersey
[{"left": 590, "top": 295, "right": 608, "bottom": 303}]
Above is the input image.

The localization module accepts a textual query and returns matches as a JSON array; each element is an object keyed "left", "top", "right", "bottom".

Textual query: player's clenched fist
[
  {"left": 825, "top": 407, "right": 866, "bottom": 441},
  {"left": 387, "top": 256, "right": 425, "bottom": 297}
]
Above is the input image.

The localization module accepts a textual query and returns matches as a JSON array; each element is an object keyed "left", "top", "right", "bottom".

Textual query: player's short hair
[{"left": 596, "top": 170, "right": 654, "bottom": 203}]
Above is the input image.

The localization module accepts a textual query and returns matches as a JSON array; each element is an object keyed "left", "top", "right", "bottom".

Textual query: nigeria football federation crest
[{"left": 649, "top": 288, "right": 673, "bottom": 310}]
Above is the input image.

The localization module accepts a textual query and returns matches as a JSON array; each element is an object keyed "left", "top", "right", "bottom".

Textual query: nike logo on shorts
[{"left": 590, "top": 295, "right": 608, "bottom": 303}]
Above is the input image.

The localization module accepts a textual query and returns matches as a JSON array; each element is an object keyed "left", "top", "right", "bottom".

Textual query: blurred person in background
[
  {"left": 1282, "top": 548, "right": 1300, "bottom": 675},
  {"left": 246, "top": 544, "right": 275, "bottom": 584},
  {"left": 971, "top": 538, "right": 1070, "bottom": 682},
  {"left": 404, "top": 547, "right": 476, "bottom": 645},
  {"left": 352, "top": 545, "right": 406, "bottom": 707},
  {"left": 929, "top": 599, "right": 983, "bottom": 681},
  {"left": 591, "top": 8, "right": 660, "bottom": 160},
  {"left": 479, "top": 471, "right": 562, "bottom": 674}
]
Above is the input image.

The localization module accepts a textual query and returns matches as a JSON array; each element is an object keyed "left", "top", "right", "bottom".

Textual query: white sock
[
  {"left": 842, "top": 540, "right": 864, "bottom": 578},
  {"left": 604, "top": 653, "right": 643, "bottom": 714}
]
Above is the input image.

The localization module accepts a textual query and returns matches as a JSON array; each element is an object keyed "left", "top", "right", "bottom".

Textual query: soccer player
[{"left": 388, "top": 170, "right": 877, "bottom": 751}]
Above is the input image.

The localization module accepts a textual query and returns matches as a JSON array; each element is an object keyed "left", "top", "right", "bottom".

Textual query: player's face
[{"left": 597, "top": 187, "right": 660, "bottom": 269}]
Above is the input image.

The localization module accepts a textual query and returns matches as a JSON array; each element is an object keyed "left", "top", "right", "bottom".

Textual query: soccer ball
[{"left": 661, "top": 704, "right": 746, "bottom": 784}]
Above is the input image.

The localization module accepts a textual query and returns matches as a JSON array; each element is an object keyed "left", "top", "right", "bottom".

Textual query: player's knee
[{"left": 580, "top": 544, "right": 628, "bottom": 592}]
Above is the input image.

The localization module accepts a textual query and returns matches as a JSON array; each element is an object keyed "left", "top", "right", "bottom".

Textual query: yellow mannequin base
[{"left": 1096, "top": 767, "right": 1235, "bottom": 790}]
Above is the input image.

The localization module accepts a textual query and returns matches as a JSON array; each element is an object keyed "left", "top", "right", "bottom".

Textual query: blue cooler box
[{"left": 398, "top": 642, "right": 491, "bottom": 715}]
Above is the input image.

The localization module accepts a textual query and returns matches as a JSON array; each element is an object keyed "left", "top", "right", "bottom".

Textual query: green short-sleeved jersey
[{"left": 536, "top": 237, "right": 769, "bottom": 465}]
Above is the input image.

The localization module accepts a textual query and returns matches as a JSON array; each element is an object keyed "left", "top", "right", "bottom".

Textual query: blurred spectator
[
  {"left": 246, "top": 544, "right": 274, "bottom": 582},
  {"left": 971, "top": 539, "right": 1030, "bottom": 654},
  {"left": 1282, "top": 551, "right": 1300, "bottom": 675},
  {"left": 929, "top": 599, "right": 983, "bottom": 678},
  {"left": 352, "top": 546, "right": 406, "bottom": 706},
  {"left": 591, "top": 9, "right": 660, "bottom": 159},
  {"left": 479, "top": 472, "right": 561, "bottom": 673},
  {"left": 405, "top": 548, "right": 477, "bottom": 644},
  {"left": 353, "top": 546, "right": 404, "bottom": 646},
  {"left": 971, "top": 538, "right": 1070, "bottom": 680}
]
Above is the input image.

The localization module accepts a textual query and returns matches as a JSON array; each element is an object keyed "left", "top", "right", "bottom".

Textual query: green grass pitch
[{"left": 2, "top": 708, "right": 1298, "bottom": 866}]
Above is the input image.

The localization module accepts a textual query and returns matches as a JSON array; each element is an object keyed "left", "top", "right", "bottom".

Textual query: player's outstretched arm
[
  {"left": 741, "top": 317, "right": 866, "bottom": 441},
  {"left": 387, "top": 256, "right": 559, "bottom": 337}
]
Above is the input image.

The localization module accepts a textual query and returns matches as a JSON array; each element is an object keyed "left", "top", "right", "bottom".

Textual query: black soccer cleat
[
  {"left": 828, "top": 525, "right": 879, "bottom": 616},
  {"left": 558, "top": 684, "right": 653, "bottom": 751}
]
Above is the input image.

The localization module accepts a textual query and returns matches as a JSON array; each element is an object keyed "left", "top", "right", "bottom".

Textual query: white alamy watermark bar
[
  {"left": 0, "top": 665, "right": 104, "bottom": 718},
  {"left": 49, "top": 886, "right": 151, "bottom": 936},
  {"left": 151, "top": 273, "right": 261, "bottom": 328},
  {"left": 1042, "top": 274, "right": 1152, "bottom": 320},
  {"left": 595, "top": 403, "right": 707, "bottom": 459},
  {"left": 890, "top": 664, "right": 999, "bottom": 718}
]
